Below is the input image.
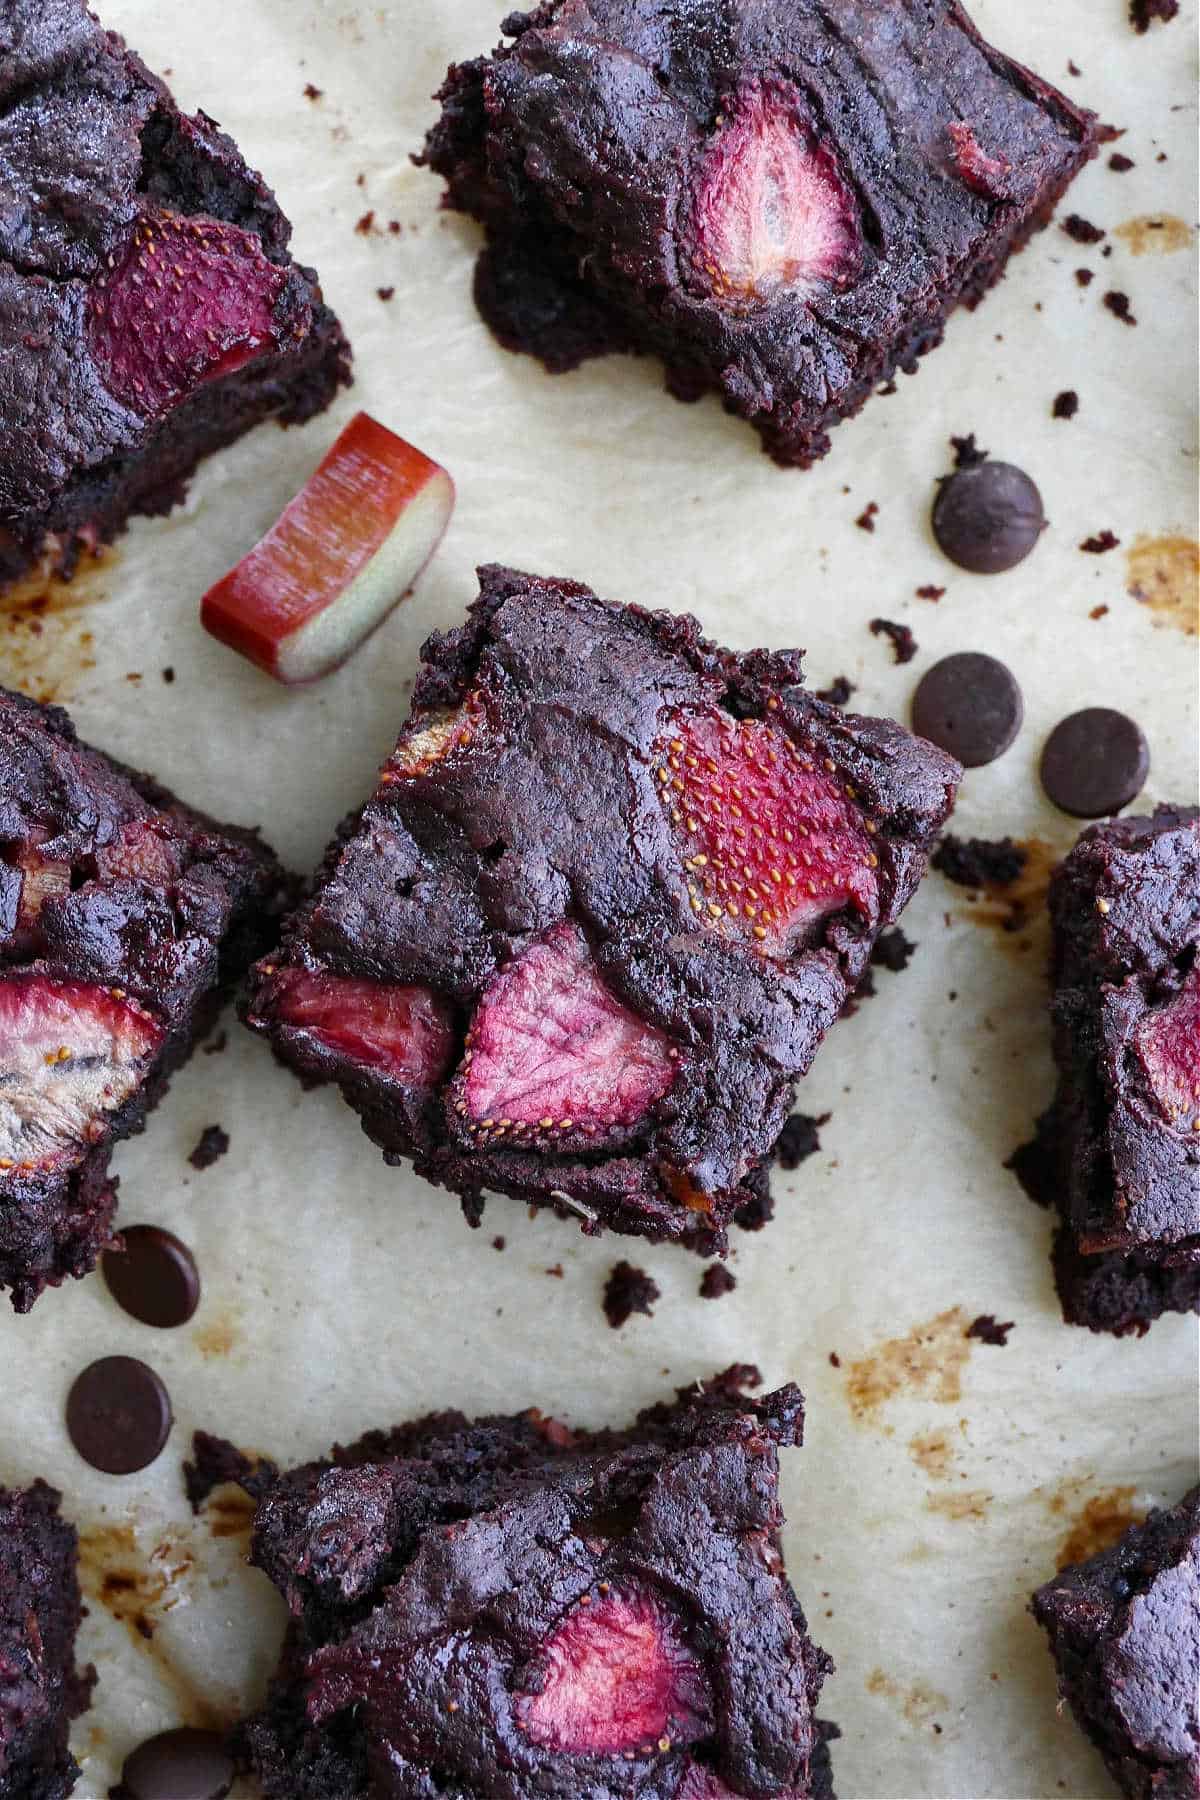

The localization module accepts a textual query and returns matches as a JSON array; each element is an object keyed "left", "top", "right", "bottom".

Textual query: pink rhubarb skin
[
  {"left": 270, "top": 966, "right": 455, "bottom": 1087},
  {"left": 201, "top": 412, "right": 455, "bottom": 683},
  {"left": 654, "top": 709, "right": 879, "bottom": 954},
  {"left": 690, "top": 77, "right": 861, "bottom": 307},
  {"left": 514, "top": 1585, "right": 713, "bottom": 1756},
  {"left": 455, "top": 921, "right": 678, "bottom": 1143},
  {"left": 1134, "top": 963, "right": 1200, "bottom": 1128}
]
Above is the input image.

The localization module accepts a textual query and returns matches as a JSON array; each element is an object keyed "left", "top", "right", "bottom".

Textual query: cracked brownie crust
[
  {"left": 0, "top": 0, "right": 351, "bottom": 586},
  {"left": 420, "top": 0, "right": 1097, "bottom": 466},
  {"left": 0, "top": 686, "right": 292, "bottom": 1310},
  {"left": 0, "top": 1480, "right": 93, "bottom": 1800},
  {"left": 245, "top": 564, "right": 959, "bottom": 1250},
  {"left": 189, "top": 1366, "right": 838, "bottom": 1799}
]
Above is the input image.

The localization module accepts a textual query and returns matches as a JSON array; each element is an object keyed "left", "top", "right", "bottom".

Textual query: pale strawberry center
[
  {"left": 655, "top": 708, "right": 878, "bottom": 952},
  {"left": 381, "top": 694, "right": 485, "bottom": 784},
  {"left": 690, "top": 78, "right": 860, "bottom": 306},
  {"left": 1134, "top": 964, "right": 1200, "bottom": 1129},
  {"left": 514, "top": 1585, "right": 712, "bottom": 1756},
  {"left": 272, "top": 968, "right": 455, "bottom": 1087},
  {"left": 457, "top": 922, "right": 677, "bottom": 1141}
]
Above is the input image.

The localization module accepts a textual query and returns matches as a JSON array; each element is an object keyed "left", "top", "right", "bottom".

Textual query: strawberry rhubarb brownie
[
  {"left": 0, "top": 0, "right": 351, "bottom": 587},
  {"left": 188, "top": 1366, "right": 839, "bottom": 1799},
  {"left": 244, "top": 564, "right": 960, "bottom": 1250},
  {"left": 420, "top": 0, "right": 1098, "bottom": 466},
  {"left": 0, "top": 1480, "right": 93, "bottom": 1798},
  {"left": 0, "top": 687, "right": 291, "bottom": 1310}
]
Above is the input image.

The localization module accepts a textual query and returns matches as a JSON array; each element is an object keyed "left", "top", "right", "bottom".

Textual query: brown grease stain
[
  {"left": 1126, "top": 534, "right": 1199, "bottom": 635},
  {"left": 925, "top": 1488, "right": 991, "bottom": 1523},
  {"left": 194, "top": 1311, "right": 240, "bottom": 1359},
  {"left": 846, "top": 1308, "right": 971, "bottom": 1429},
  {"left": 909, "top": 1430, "right": 956, "bottom": 1479},
  {"left": 1050, "top": 1485, "right": 1145, "bottom": 1569},
  {"left": 0, "top": 544, "right": 115, "bottom": 703},
  {"left": 1113, "top": 214, "right": 1192, "bottom": 256},
  {"left": 866, "top": 1668, "right": 949, "bottom": 1729},
  {"left": 207, "top": 1487, "right": 256, "bottom": 1540},
  {"left": 955, "top": 838, "right": 1058, "bottom": 947}
]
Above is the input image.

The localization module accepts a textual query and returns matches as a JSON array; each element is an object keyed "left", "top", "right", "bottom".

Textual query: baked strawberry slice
[
  {"left": 269, "top": 966, "right": 455, "bottom": 1087},
  {"left": 452, "top": 922, "right": 677, "bottom": 1147},
  {"left": 13, "top": 844, "right": 71, "bottom": 929},
  {"left": 654, "top": 709, "right": 879, "bottom": 954},
  {"left": 381, "top": 693, "right": 485, "bottom": 783},
  {"left": 1133, "top": 964, "right": 1200, "bottom": 1128},
  {"left": 87, "top": 208, "right": 296, "bottom": 415},
  {"left": 0, "top": 976, "right": 163, "bottom": 1176},
  {"left": 93, "top": 819, "right": 183, "bottom": 887},
  {"left": 690, "top": 77, "right": 861, "bottom": 307},
  {"left": 514, "top": 1585, "right": 713, "bottom": 1756}
]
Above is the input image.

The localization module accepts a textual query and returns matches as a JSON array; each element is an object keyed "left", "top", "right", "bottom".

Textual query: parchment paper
[{"left": 1, "top": 2, "right": 1196, "bottom": 1794}]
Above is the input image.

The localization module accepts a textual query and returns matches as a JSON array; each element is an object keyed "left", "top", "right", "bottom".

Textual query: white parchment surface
[{"left": 0, "top": 2, "right": 1196, "bottom": 1794}]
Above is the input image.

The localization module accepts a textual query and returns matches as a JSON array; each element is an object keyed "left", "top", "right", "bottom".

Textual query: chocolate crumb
[
  {"left": 303, "top": 82, "right": 323, "bottom": 100},
  {"left": 1108, "top": 153, "right": 1135, "bottom": 172},
  {"left": 932, "top": 835, "right": 1027, "bottom": 889},
  {"left": 388, "top": 220, "right": 402, "bottom": 235},
  {"left": 1104, "top": 290, "right": 1137, "bottom": 325},
  {"left": 775, "top": 1112, "right": 831, "bottom": 1171},
  {"left": 491, "top": 1236, "right": 506, "bottom": 1251},
  {"left": 1052, "top": 390, "right": 1079, "bottom": 420},
  {"left": 545, "top": 1264, "right": 564, "bottom": 1279},
  {"left": 877, "top": 381, "right": 898, "bottom": 396},
  {"left": 1130, "top": 0, "right": 1179, "bottom": 30},
  {"left": 1067, "top": 59, "right": 1082, "bottom": 75},
  {"left": 202, "top": 1029, "right": 227, "bottom": 1056},
  {"left": 966, "top": 1314, "right": 1015, "bottom": 1346},
  {"left": 1062, "top": 214, "right": 1105, "bottom": 245},
  {"left": 816, "top": 675, "right": 856, "bottom": 707},
  {"left": 188, "top": 1124, "right": 229, "bottom": 1171},
  {"left": 1089, "top": 604, "right": 1110, "bottom": 620},
  {"left": 855, "top": 502, "right": 879, "bottom": 533},
  {"left": 355, "top": 173, "right": 366, "bottom": 189},
  {"left": 700, "top": 1265, "right": 737, "bottom": 1301},
  {"left": 603, "top": 1261, "right": 660, "bottom": 1329},
  {"left": 161, "top": 666, "right": 175, "bottom": 683},
  {"left": 950, "top": 433, "right": 988, "bottom": 469},
  {"left": 1080, "top": 530, "right": 1120, "bottom": 554},
  {"left": 828, "top": 1351, "right": 841, "bottom": 1368},
  {"left": 869, "top": 618, "right": 917, "bottom": 664},
  {"left": 1075, "top": 268, "right": 1095, "bottom": 288},
  {"left": 915, "top": 584, "right": 945, "bottom": 601},
  {"left": 871, "top": 927, "right": 916, "bottom": 974},
  {"left": 355, "top": 210, "right": 376, "bottom": 236},
  {"left": 377, "top": 286, "right": 395, "bottom": 301}
]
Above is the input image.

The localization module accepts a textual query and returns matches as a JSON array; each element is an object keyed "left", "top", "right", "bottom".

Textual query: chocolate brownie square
[
  {"left": 188, "top": 1366, "right": 838, "bottom": 1800},
  {"left": 1010, "top": 806, "right": 1200, "bottom": 1335},
  {"left": 0, "top": 0, "right": 351, "bottom": 588},
  {"left": 0, "top": 686, "right": 291, "bottom": 1310},
  {"left": 420, "top": 0, "right": 1097, "bottom": 466},
  {"left": 1032, "top": 1487, "right": 1199, "bottom": 1799},
  {"left": 244, "top": 564, "right": 959, "bottom": 1250},
  {"left": 0, "top": 1480, "right": 94, "bottom": 1800}
]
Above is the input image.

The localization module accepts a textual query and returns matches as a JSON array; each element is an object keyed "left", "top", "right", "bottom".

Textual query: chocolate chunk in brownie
[
  {"left": 0, "top": 1481, "right": 93, "bottom": 1797},
  {"left": 0, "top": 687, "right": 291, "bottom": 1310},
  {"left": 244, "top": 564, "right": 959, "bottom": 1253},
  {"left": 194, "top": 1367, "right": 839, "bottom": 1799},
  {"left": 1033, "top": 1487, "right": 1199, "bottom": 1797},
  {"left": 0, "top": 0, "right": 351, "bottom": 588},
  {"left": 419, "top": 0, "right": 1097, "bottom": 467}
]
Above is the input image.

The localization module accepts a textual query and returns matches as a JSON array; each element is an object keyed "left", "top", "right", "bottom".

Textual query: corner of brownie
[
  {"left": 191, "top": 1365, "right": 838, "bottom": 1799},
  {"left": 0, "top": 0, "right": 352, "bottom": 587},
  {"left": 243, "top": 563, "right": 960, "bottom": 1250},
  {"left": 0, "top": 685, "right": 293, "bottom": 1311},
  {"left": 419, "top": 0, "right": 1097, "bottom": 466},
  {"left": 1010, "top": 804, "right": 1200, "bottom": 1335},
  {"left": 0, "top": 1480, "right": 94, "bottom": 1800},
  {"left": 1032, "top": 1486, "right": 1200, "bottom": 1799}
]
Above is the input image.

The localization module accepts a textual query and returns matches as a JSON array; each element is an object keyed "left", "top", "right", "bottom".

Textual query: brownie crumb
[
  {"left": 869, "top": 618, "right": 917, "bottom": 664},
  {"left": 828, "top": 1351, "right": 841, "bottom": 1368},
  {"left": 188, "top": 1124, "right": 229, "bottom": 1171},
  {"left": 161, "top": 666, "right": 175, "bottom": 683},
  {"left": 1075, "top": 268, "right": 1095, "bottom": 287},
  {"left": 355, "top": 210, "right": 376, "bottom": 236},
  {"left": 816, "top": 675, "right": 856, "bottom": 707},
  {"left": 855, "top": 502, "right": 879, "bottom": 533},
  {"left": 1062, "top": 214, "right": 1106, "bottom": 245},
  {"left": 303, "top": 82, "right": 323, "bottom": 100},
  {"left": 201, "top": 1029, "right": 227, "bottom": 1056},
  {"left": 491, "top": 1236, "right": 506, "bottom": 1251},
  {"left": 1130, "top": 0, "right": 1179, "bottom": 30},
  {"left": 1081, "top": 530, "right": 1120, "bottom": 553},
  {"left": 1103, "top": 291, "right": 1137, "bottom": 326},
  {"left": 775, "top": 1112, "right": 831, "bottom": 1171},
  {"left": 915, "top": 584, "right": 946, "bottom": 601},
  {"left": 700, "top": 1265, "right": 737, "bottom": 1300},
  {"left": 1108, "top": 153, "right": 1135, "bottom": 172},
  {"left": 545, "top": 1264, "right": 564, "bottom": 1279},
  {"left": 388, "top": 220, "right": 402, "bottom": 235},
  {"left": 603, "top": 1261, "right": 660, "bottom": 1329},
  {"left": 877, "top": 380, "right": 898, "bottom": 396},
  {"left": 871, "top": 927, "right": 916, "bottom": 974},
  {"left": 933, "top": 835, "right": 1027, "bottom": 889},
  {"left": 1053, "top": 390, "right": 1080, "bottom": 420},
  {"left": 1090, "top": 604, "right": 1110, "bottom": 620},
  {"left": 966, "top": 1314, "right": 1015, "bottom": 1346},
  {"left": 950, "top": 433, "right": 988, "bottom": 469},
  {"left": 377, "top": 286, "right": 395, "bottom": 301}
]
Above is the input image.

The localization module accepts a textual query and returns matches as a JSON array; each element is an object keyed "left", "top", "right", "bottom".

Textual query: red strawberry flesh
[
  {"left": 86, "top": 208, "right": 294, "bottom": 415},
  {"left": 272, "top": 967, "right": 455, "bottom": 1087},
  {"left": 690, "top": 77, "right": 860, "bottom": 306},
  {"left": 0, "top": 976, "right": 162, "bottom": 1175},
  {"left": 1134, "top": 964, "right": 1200, "bottom": 1127},
  {"left": 948, "top": 122, "right": 1017, "bottom": 201},
  {"left": 655, "top": 708, "right": 879, "bottom": 953},
  {"left": 94, "top": 819, "right": 183, "bottom": 886},
  {"left": 457, "top": 922, "right": 677, "bottom": 1140},
  {"left": 514, "top": 1584, "right": 712, "bottom": 1755}
]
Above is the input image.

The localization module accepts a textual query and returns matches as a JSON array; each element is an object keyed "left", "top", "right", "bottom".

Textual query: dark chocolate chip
[
  {"left": 911, "top": 652, "right": 1024, "bottom": 767},
  {"left": 932, "top": 463, "right": 1045, "bottom": 573},
  {"left": 102, "top": 1226, "right": 200, "bottom": 1329},
  {"left": 65, "top": 1356, "right": 172, "bottom": 1474},
  {"left": 118, "top": 1728, "right": 234, "bottom": 1800},
  {"left": 1040, "top": 708, "right": 1150, "bottom": 817}
]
